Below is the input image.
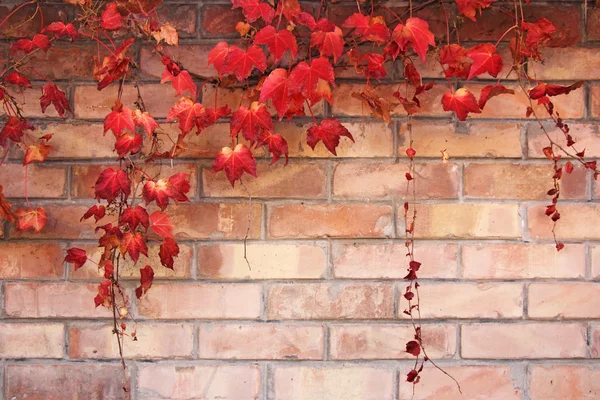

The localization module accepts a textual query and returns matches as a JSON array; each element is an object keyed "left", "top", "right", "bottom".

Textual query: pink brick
[
  {"left": 528, "top": 283, "right": 600, "bottom": 319},
  {"left": 0, "top": 243, "right": 65, "bottom": 279},
  {"left": 0, "top": 323, "right": 64, "bottom": 358},
  {"left": 528, "top": 204, "right": 600, "bottom": 240},
  {"left": 0, "top": 164, "right": 67, "bottom": 198},
  {"left": 530, "top": 366, "right": 600, "bottom": 400}
]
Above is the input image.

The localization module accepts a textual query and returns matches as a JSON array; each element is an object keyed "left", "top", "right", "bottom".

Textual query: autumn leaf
[
  {"left": 152, "top": 23, "right": 179, "bottom": 46},
  {"left": 342, "top": 13, "right": 390, "bottom": 43},
  {"left": 120, "top": 231, "right": 148, "bottom": 263},
  {"left": 232, "top": 0, "right": 275, "bottom": 23},
  {"left": 65, "top": 248, "right": 88, "bottom": 270},
  {"left": 40, "top": 84, "right": 71, "bottom": 117},
  {"left": 310, "top": 20, "right": 344, "bottom": 62},
  {"left": 115, "top": 132, "right": 143, "bottom": 158},
  {"left": 4, "top": 71, "right": 32, "bottom": 88},
  {"left": 161, "top": 57, "right": 197, "bottom": 99},
  {"left": 478, "top": 84, "right": 515, "bottom": 109},
  {"left": 0, "top": 185, "right": 15, "bottom": 223},
  {"left": 212, "top": 143, "right": 257, "bottom": 186},
  {"left": 351, "top": 85, "right": 400, "bottom": 123},
  {"left": 81, "top": 204, "right": 106, "bottom": 222},
  {"left": 440, "top": 44, "right": 471, "bottom": 78},
  {"left": 42, "top": 22, "right": 78, "bottom": 42},
  {"left": 142, "top": 172, "right": 191, "bottom": 210},
  {"left": 166, "top": 96, "right": 205, "bottom": 135},
  {"left": 208, "top": 42, "right": 230, "bottom": 77},
  {"left": 288, "top": 57, "right": 335, "bottom": 105},
  {"left": 135, "top": 265, "right": 154, "bottom": 298},
  {"left": 441, "top": 88, "right": 481, "bottom": 120},
  {"left": 466, "top": 43, "right": 503, "bottom": 79},
  {"left": 259, "top": 68, "right": 291, "bottom": 120},
  {"left": 0, "top": 117, "right": 34, "bottom": 147},
  {"left": 529, "top": 81, "right": 584, "bottom": 100},
  {"left": 456, "top": 0, "right": 495, "bottom": 21},
  {"left": 10, "top": 34, "right": 51, "bottom": 56},
  {"left": 230, "top": 102, "right": 273, "bottom": 143},
  {"left": 23, "top": 142, "right": 52, "bottom": 165},
  {"left": 222, "top": 45, "right": 267, "bottom": 81},
  {"left": 391, "top": 17, "right": 435, "bottom": 62},
  {"left": 94, "top": 279, "right": 112, "bottom": 308},
  {"left": 15, "top": 207, "right": 47, "bottom": 233},
  {"left": 406, "top": 340, "right": 421, "bottom": 356},
  {"left": 306, "top": 118, "right": 354, "bottom": 155},
  {"left": 101, "top": 2, "right": 123, "bottom": 31},
  {"left": 132, "top": 110, "right": 159, "bottom": 135},
  {"left": 120, "top": 205, "right": 150, "bottom": 231},
  {"left": 159, "top": 238, "right": 179, "bottom": 269},
  {"left": 258, "top": 132, "right": 288, "bottom": 164},
  {"left": 94, "top": 167, "right": 131, "bottom": 203},
  {"left": 150, "top": 210, "right": 174, "bottom": 239},
  {"left": 254, "top": 26, "right": 298, "bottom": 62}
]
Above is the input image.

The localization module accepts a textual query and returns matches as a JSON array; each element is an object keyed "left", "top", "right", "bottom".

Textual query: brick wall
[{"left": 1, "top": 1, "right": 600, "bottom": 399}]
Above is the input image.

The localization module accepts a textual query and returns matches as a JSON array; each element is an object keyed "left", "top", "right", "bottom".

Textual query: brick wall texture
[{"left": 1, "top": 0, "right": 600, "bottom": 399}]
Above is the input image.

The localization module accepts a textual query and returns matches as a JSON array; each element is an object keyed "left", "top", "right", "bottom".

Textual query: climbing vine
[{"left": 0, "top": 0, "right": 595, "bottom": 395}]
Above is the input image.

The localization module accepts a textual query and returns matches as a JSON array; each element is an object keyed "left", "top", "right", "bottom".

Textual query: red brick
[
  {"left": 156, "top": 4, "right": 197, "bottom": 36},
  {"left": 332, "top": 242, "right": 458, "bottom": 279},
  {"left": 141, "top": 44, "right": 218, "bottom": 79},
  {"left": 137, "top": 283, "right": 261, "bottom": 319},
  {"left": 0, "top": 243, "right": 65, "bottom": 279},
  {"left": 4, "top": 283, "right": 112, "bottom": 318},
  {"left": 530, "top": 366, "right": 600, "bottom": 400},
  {"left": 0, "top": 164, "right": 67, "bottom": 198},
  {"left": 31, "top": 123, "right": 115, "bottom": 159},
  {"left": 465, "top": 83, "right": 584, "bottom": 119},
  {"left": 272, "top": 366, "right": 394, "bottom": 400},
  {"left": 269, "top": 203, "right": 393, "bottom": 238},
  {"left": 333, "top": 162, "right": 459, "bottom": 199},
  {"left": 528, "top": 283, "right": 600, "bottom": 319},
  {"left": 69, "top": 323, "right": 194, "bottom": 359},
  {"left": 70, "top": 243, "right": 193, "bottom": 280},
  {"left": 26, "top": 44, "right": 97, "bottom": 80},
  {"left": 10, "top": 204, "right": 98, "bottom": 239},
  {"left": 171, "top": 203, "right": 261, "bottom": 239},
  {"left": 399, "top": 121, "right": 523, "bottom": 158},
  {"left": 0, "top": 323, "right": 64, "bottom": 358},
  {"left": 0, "top": 4, "right": 65, "bottom": 38},
  {"left": 137, "top": 365, "right": 260, "bottom": 399},
  {"left": 534, "top": 47, "right": 600, "bottom": 80},
  {"left": 593, "top": 86, "right": 600, "bottom": 118},
  {"left": 203, "top": 162, "right": 327, "bottom": 198},
  {"left": 329, "top": 324, "right": 456, "bottom": 360},
  {"left": 399, "top": 203, "right": 521, "bottom": 239},
  {"left": 200, "top": 4, "right": 244, "bottom": 37},
  {"left": 399, "top": 283, "right": 522, "bottom": 319},
  {"left": 528, "top": 123, "right": 600, "bottom": 157},
  {"left": 5, "top": 364, "right": 127, "bottom": 400},
  {"left": 398, "top": 366, "right": 523, "bottom": 400},
  {"left": 74, "top": 84, "right": 176, "bottom": 119},
  {"left": 528, "top": 204, "right": 600, "bottom": 240},
  {"left": 198, "top": 324, "right": 324, "bottom": 360},
  {"left": 199, "top": 243, "right": 326, "bottom": 279},
  {"left": 461, "top": 323, "right": 587, "bottom": 358},
  {"left": 465, "top": 162, "right": 587, "bottom": 200},
  {"left": 1, "top": 86, "right": 62, "bottom": 118},
  {"left": 462, "top": 243, "right": 586, "bottom": 279},
  {"left": 71, "top": 163, "right": 197, "bottom": 199},
  {"left": 588, "top": 7, "right": 600, "bottom": 41},
  {"left": 267, "top": 283, "right": 394, "bottom": 320}
]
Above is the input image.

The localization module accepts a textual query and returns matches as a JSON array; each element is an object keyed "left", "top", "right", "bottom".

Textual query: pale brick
[
  {"left": 10, "top": 204, "right": 99, "bottom": 239},
  {"left": 0, "top": 164, "right": 67, "bottom": 198},
  {"left": 0, "top": 323, "right": 64, "bottom": 358},
  {"left": 528, "top": 283, "right": 600, "bottom": 319},
  {"left": 171, "top": 203, "right": 261, "bottom": 239},
  {"left": 35, "top": 123, "right": 115, "bottom": 159},
  {"left": 530, "top": 366, "right": 600, "bottom": 400},
  {"left": 528, "top": 204, "right": 600, "bottom": 240},
  {"left": 140, "top": 44, "right": 218, "bottom": 79},
  {"left": 527, "top": 123, "right": 600, "bottom": 158},
  {"left": 0, "top": 243, "right": 65, "bottom": 279},
  {"left": 534, "top": 47, "right": 600, "bottom": 80}
]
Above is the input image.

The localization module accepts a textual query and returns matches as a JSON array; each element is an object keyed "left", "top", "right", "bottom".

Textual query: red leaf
[
  {"left": 115, "top": 131, "right": 143, "bottom": 158},
  {"left": 81, "top": 205, "right": 106, "bottom": 222},
  {"left": 42, "top": 22, "right": 78, "bottom": 41},
  {"left": 406, "top": 340, "right": 421, "bottom": 356},
  {"left": 150, "top": 210, "right": 174, "bottom": 239},
  {"left": 23, "top": 143, "right": 52, "bottom": 165},
  {"left": 259, "top": 68, "right": 291, "bottom": 120},
  {"left": 94, "top": 279, "right": 112, "bottom": 308},
  {"left": 94, "top": 167, "right": 131, "bottom": 203},
  {"left": 208, "top": 42, "right": 230, "bottom": 76},
  {"left": 529, "top": 81, "right": 584, "bottom": 100},
  {"left": 223, "top": 45, "right": 267, "bottom": 81},
  {"left": 142, "top": 172, "right": 191, "bottom": 210},
  {"left": 132, "top": 110, "right": 159, "bottom": 135},
  {"left": 212, "top": 143, "right": 257, "bottom": 187},
  {"left": 406, "top": 369, "right": 419, "bottom": 383},
  {"left": 15, "top": 207, "right": 47, "bottom": 233},
  {"left": 522, "top": 18, "right": 556, "bottom": 48},
  {"left": 456, "top": 0, "right": 495, "bottom": 21},
  {"left": 120, "top": 205, "right": 150, "bottom": 231},
  {"left": 391, "top": 17, "right": 435, "bottom": 62},
  {"left": 0, "top": 185, "right": 15, "bottom": 223},
  {"left": 159, "top": 238, "right": 179, "bottom": 269},
  {"left": 343, "top": 13, "right": 390, "bottom": 43},
  {"left": 101, "top": 2, "right": 123, "bottom": 31},
  {"left": 104, "top": 101, "right": 135, "bottom": 137},
  {"left": 466, "top": 43, "right": 503, "bottom": 79},
  {"left": 166, "top": 96, "right": 207, "bottom": 135},
  {"left": 478, "top": 84, "right": 515, "bottom": 109},
  {"left": 441, "top": 88, "right": 481, "bottom": 121},
  {"left": 65, "top": 248, "right": 88, "bottom": 270},
  {"left": 306, "top": 118, "right": 354, "bottom": 156},
  {"left": 135, "top": 265, "right": 154, "bottom": 299},
  {"left": 230, "top": 102, "right": 272, "bottom": 143},
  {"left": 556, "top": 242, "right": 565, "bottom": 251},
  {"left": 0, "top": 117, "right": 34, "bottom": 147},
  {"left": 161, "top": 68, "right": 197, "bottom": 99},
  {"left": 258, "top": 132, "right": 288, "bottom": 164},
  {"left": 565, "top": 161, "right": 574, "bottom": 174},
  {"left": 406, "top": 147, "right": 416, "bottom": 160},
  {"left": 542, "top": 146, "right": 554, "bottom": 160},
  {"left": 10, "top": 34, "right": 51, "bottom": 56},
  {"left": 289, "top": 57, "right": 335, "bottom": 105},
  {"left": 440, "top": 44, "right": 471, "bottom": 78},
  {"left": 40, "top": 84, "right": 71, "bottom": 117},
  {"left": 310, "top": 20, "right": 344, "bottom": 62},
  {"left": 120, "top": 231, "right": 148, "bottom": 263},
  {"left": 254, "top": 26, "right": 298, "bottom": 62},
  {"left": 4, "top": 71, "right": 32, "bottom": 88},
  {"left": 232, "top": 0, "right": 275, "bottom": 23}
]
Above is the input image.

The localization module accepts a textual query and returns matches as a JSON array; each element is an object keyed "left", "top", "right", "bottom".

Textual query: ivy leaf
[
  {"left": 101, "top": 2, "right": 123, "bottom": 31},
  {"left": 306, "top": 118, "right": 354, "bottom": 156},
  {"left": 94, "top": 280, "right": 112, "bottom": 308},
  {"left": 159, "top": 238, "right": 179, "bottom": 269},
  {"left": 254, "top": 26, "right": 298, "bottom": 62},
  {"left": 65, "top": 248, "right": 88, "bottom": 270},
  {"left": 232, "top": 0, "right": 275, "bottom": 23},
  {"left": 150, "top": 210, "right": 174, "bottom": 239},
  {"left": 440, "top": 44, "right": 471, "bottom": 78},
  {"left": 230, "top": 102, "right": 273, "bottom": 143},
  {"left": 522, "top": 18, "right": 556, "bottom": 47},
  {"left": 142, "top": 173, "right": 191, "bottom": 210},
  {"left": 132, "top": 110, "right": 159, "bottom": 135},
  {"left": 441, "top": 88, "right": 481, "bottom": 121},
  {"left": 120, "top": 205, "right": 150, "bottom": 231},
  {"left": 456, "top": 0, "right": 495, "bottom": 21},
  {"left": 40, "top": 84, "right": 71, "bottom": 117},
  {"left": 120, "top": 231, "right": 148, "bottom": 263},
  {"left": 104, "top": 101, "right": 135, "bottom": 137},
  {"left": 212, "top": 144, "right": 257, "bottom": 187},
  {"left": 478, "top": 84, "right": 515, "bottom": 109},
  {"left": 466, "top": 43, "right": 503, "bottom": 79},
  {"left": 529, "top": 81, "right": 584, "bottom": 100},
  {"left": 23, "top": 143, "right": 52, "bottom": 165},
  {"left": 94, "top": 167, "right": 131, "bottom": 203},
  {"left": 42, "top": 22, "right": 79, "bottom": 42},
  {"left": 289, "top": 57, "right": 335, "bottom": 105},
  {"left": 135, "top": 265, "right": 154, "bottom": 298},
  {"left": 115, "top": 132, "right": 143, "bottom": 158},
  {"left": 259, "top": 68, "right": 291, "bottom": 120},
  {"left": 223, "top": 45, "right": 267, "bottom": 81},
  {"left": 152, "top": 23, "right": 179, "bottom": 46},
  {"left": 351, "top": 85, "right": 400, "bottom": 123},
  {"left": 258, "top": 132, "right": 288, "bottom": 165},
  {"left": 0, "top": 117, "right": 34, "bottom": 147},
  {"left": 208, "top": 42, "right": 230, "bottom": 77},
  {"left": 15, "top": 207, "right": 47, "bottom": 233},
  {"left": 276, "top": 0, "right": 300, "bottom": 21},
  {"left": 342, "top": 13, "right": 390, "bottom": 43},
  {"left": 406, "top": 340, "right": 421, "bottom": 357},
  {"left": 565, "top": 161, "right": 574, "bottom": 174},
  {"left": 310, "top": 20, "right": 344, "bottom": 62},
  {"left": 166, "top": 96, "right": 205, "bottom": 135},
  {"left": 0, "top": 185, "right": 14, "bottom": 223},
  {"left": 10, "top": 34, "right": 51, "bottom": 56},
  {"left": 161, "top": 62, "right": 197, "bottom": 99},
  {"left": 4, "top": 71, "right": 32, "bottom": 88},
  {"left": 391, "top": 17, "right": 435, "bottom": 62},
  {"left": 81, "top": 205, "right": 106, "bottom": 222}
]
